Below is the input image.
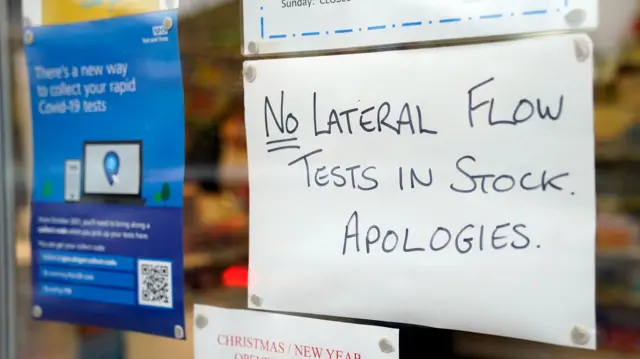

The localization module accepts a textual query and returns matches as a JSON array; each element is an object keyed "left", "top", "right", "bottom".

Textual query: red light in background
[{"left": 222, "top": 265, "right": 248, "bottom": 287}]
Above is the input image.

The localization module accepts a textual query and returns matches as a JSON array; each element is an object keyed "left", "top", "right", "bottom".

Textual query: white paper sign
[
  {"left": 591, "top": 0, "right": 637, "bottom": 60},
  {"left": 242, "top": 0, "right": 598, "bottom": 54},
  {"left": 244, "top": 34, "right": 596, "bottom": 348},
  {"left": 193, "top": 305, "right": 399, "bottom": 359}
]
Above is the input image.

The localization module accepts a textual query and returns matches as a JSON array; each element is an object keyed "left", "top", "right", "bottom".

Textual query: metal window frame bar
[{"left": 0, "top": 0, "right": 17, "bottom": 355}]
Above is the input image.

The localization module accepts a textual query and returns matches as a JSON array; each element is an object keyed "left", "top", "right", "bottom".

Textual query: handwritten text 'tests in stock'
[{"left": 260, "top": 77, "right": 568, "bottom": 257}]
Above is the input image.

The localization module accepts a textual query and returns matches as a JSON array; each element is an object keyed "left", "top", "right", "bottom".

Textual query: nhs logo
[{"left": 152, "top": 25, "right": 168, "bottom": 36}]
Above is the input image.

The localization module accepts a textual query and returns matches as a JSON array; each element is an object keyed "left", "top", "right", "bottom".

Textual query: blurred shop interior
[{"left": 7, "top": 0, "right": 640, "bottom": 358}]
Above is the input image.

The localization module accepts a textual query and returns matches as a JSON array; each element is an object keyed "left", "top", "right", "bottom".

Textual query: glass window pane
[{"left": 0, "top": 1, "right": 639, "bottom": 359}]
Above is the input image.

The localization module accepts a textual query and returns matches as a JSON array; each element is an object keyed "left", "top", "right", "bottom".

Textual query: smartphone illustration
[{"left": 64, "top": 159, "right": 81, "bottom": 202}]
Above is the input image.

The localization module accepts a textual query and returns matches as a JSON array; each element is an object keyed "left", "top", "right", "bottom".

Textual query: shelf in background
[
  {"left": 455, "top": 332, "right": 639, "bottom": 359},
  {"left": 597, "top": 149, "right": 640, "bottom": 163},
  {"left": 598, "top": 249, "right": 640, "bottom": 260}
]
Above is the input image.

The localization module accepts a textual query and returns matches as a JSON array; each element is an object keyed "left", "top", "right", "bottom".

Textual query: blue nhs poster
[{"left": 24, "top": 10, "right": 186, "bottom": 339}]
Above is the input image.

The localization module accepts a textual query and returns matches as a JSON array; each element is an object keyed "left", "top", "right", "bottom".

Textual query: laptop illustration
[{"left": 79, "top": 140, "right": 146, "bottom": 206}]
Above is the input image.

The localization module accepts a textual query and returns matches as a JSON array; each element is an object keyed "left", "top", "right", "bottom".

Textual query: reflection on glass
[{"left": 3, "top": 1, "right": 640, "bottom": 358}]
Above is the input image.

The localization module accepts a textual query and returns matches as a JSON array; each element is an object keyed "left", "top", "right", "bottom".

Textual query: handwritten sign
[
  {"left": 242, "top": 0, "right": 598, "bottom": 54},
  {"left": 193, "top": 305, "right": 399, "bottom": 359},
  {"left": 244, "top": 34, "right": 596, "bottom": 348}
]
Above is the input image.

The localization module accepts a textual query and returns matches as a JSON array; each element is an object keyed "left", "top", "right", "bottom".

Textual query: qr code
[{"left": 137, "top": 259, "right": 173, "bottom": 308}]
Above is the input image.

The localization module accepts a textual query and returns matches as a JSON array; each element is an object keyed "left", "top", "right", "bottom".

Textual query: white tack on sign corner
[
  {"left": 244, "top": 34, "right": 595, "bottom": 349},
  {"left": 242, "top": 0, "right": 598, "bottom": 55},
  {"left": 193, "top": 305, "right": 399, "bottom": 359}
]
